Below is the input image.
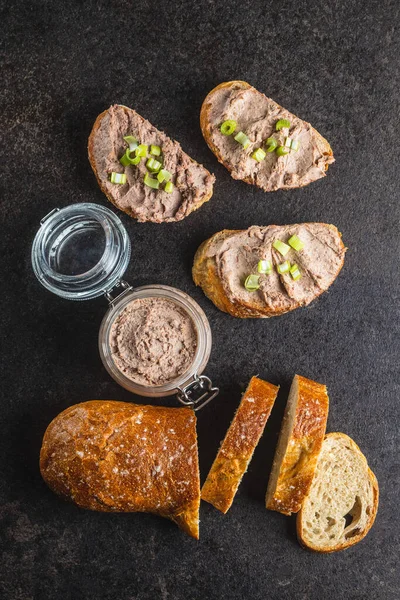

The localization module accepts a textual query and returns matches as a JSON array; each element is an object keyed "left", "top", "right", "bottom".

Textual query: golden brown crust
[
  {"left": 201, "top": 377, "right": 279, "bottom": 513},
  {"left": 296, "top": 432, "right": 379, "bottom": 553},
  {"left": 88, "top": 105, "right": 214, "bottom": 223},
  {"left": 200, "top": 81, "right": 334, "bottom": 190},
  {"left": 192, "top": 226, "right": 346, "bottom": 319},
  {"left": 40, "top": 400, "right": 200, "bottom": 539},
  {"left": 266, "top": 375, "right": 329, "bottom": 515}
]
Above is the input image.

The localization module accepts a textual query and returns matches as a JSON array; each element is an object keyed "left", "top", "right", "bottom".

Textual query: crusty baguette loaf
[
  {"left": 201, "top": 377, "right": 279, "bottom": 513},
  {"left": 40, "top": 401, "right": 201, "bottom": 539},
  {"left": 297, "top": 433, "right": 379, "bottom": 552},
  {"left": 200, "top": 80, "right": 334, "bottom": 191},
  {"left": 266, "top": 375, "right": 329, "bottom": 515},
  {"left": 192, "top": 224, "right": 346, "bottom": 319},
  {"left": 88, "top": 104, "right": 215, "bottom": 223}
]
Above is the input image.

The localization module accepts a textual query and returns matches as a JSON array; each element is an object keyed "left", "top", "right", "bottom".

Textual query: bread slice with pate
[
  {"left": 88, "top": 104, "right": 215, "bottom": 223},
  {"left": 192, "top": 224, "right": 346, "bottom": 319},
  {"left": 297, "top": 433, "right": 379, "bottom": 552},
  {"left": 265, "top": 375, "right": 329, "bottom": 515},
  {"left": 201, "top": 377, "right": 279, "bottom": 513},
  {"left": 200, "top": 80, "right": 334, "bottom": 191}
]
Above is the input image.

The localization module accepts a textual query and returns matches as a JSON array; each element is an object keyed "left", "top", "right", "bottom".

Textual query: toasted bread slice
[
  {"left": 297, "top": 433, "right": 379, "bottom": 552},
  {"left": 201, "top": 377, "right": 279, "bottom": 513},
  {"left": 192, "top": 224, "right": 346, "bottom": 319},
  {"left": 266, "top": 375, "right": 329, "bottom": 515},
  {"left": 88, "top": 104, "right": 215, "bottom": 223},
  {"left": 40, "top": 401, "right": 201, "bottom": 539},
  {"left": 200, "top": 80, "right": 334, "bottom": 191}
]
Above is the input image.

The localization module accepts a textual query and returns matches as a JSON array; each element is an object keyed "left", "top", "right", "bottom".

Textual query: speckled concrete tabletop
[{"left": 1, "top": 1, "right": 399, "bottom": 599}]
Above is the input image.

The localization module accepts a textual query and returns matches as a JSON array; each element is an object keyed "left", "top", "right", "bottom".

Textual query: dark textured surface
[{"left": 1, "top": 1, "right": 399, "bottom": 598}]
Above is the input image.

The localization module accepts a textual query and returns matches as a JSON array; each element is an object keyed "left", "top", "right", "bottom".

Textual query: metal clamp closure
[
  {"left": 176, "top": 374, "right": 219, "bottom": 411},
  {"left": 104, "top": 280, "right": 132, "bottom": 305}
]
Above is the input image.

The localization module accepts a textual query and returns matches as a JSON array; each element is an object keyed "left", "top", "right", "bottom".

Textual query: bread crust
[
  {"left": 40, "top": 401, "right": 201, "bottom": 539},
  {"left": 88, "top": 105, "right": 214, "bottom": 223},
  {"left": 296, "top": 432, "right": 379, "bottom": 553},
  {"left": 201, "top": 377, "right": 279, "bottom": 513},
  {"left": 266, "top": 375, "right": 329, "bottom": 515},
  {"left": 200, "top": 81, "right": 333, "bottom": 190},
  {"left": 192, "top": 225, "right": 346, "bottom": 319}
]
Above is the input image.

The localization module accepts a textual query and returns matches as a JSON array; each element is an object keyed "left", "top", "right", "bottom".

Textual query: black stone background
[{"left": 1, "top": 1, "right": 399, "bottom": 599}]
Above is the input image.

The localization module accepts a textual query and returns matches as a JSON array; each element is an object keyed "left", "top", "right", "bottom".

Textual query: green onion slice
[
  {"left": 130, "top": 155, "right": 141, "bottom": 165},
  {"left": 288, "top": 234, "right": 304, "bottom": 252},
  {"left": 150, "top": 145, "right": 161, "bottom": 156},
  {"left": 276, "top": 119, "right": 291, "bottom": 131},
  {"left": 220, "top": 120, "right": 237, "bottom": 135},
  {"left": 120, "top": 148, "right": 141, "bottom": 166},
  {"left": 251, "top": 148, "right": 266, "bottom": 162},
  {"left": 146, "top": 158, "right": 162, "bottom": 173},
  {"left": 290, "top": 264, "right": 302, "bottom": 280},
  {"left": 157, "top": 168, "right": 172, "bottom": 183},
  {"left": 273, "top": 240, "right": 290, "bottom": 256},
  {"left": 244, "top": 274, "right": 260, "bottom": 291},
  {"left": 234, "top": 131, "right": 250, "bottom": 148},
  {"left": 276, "top": 145, "right": 291, "bottom": 157},
  {"left": 123, "top": 135, "right": 138, "bottom": 151},
  {"left": 265, "top": 137, "right": 277, "bottom": 152},
  {"left": 144, "top": 173, "right": 159, "bottom": 189},
  {"left": 257, "top": 260, "right": 272, "bottom": 274},
  {"left": 277, "top": 261, "right": 290, "bottom": 275},
  {"left": 110, "top": 172, "right": 127, "bottom": 185},
  {"left": 291, "top": 139, "right": 300, "bottom": 152},
  {"left": 119, "top": 153, "right": 131, "bottom": 166},
  {"left": 164, "top": 181, "right": 174, "bottom": 193},
  {"left": 284, "top": 137, "right": 292, "bottom": 148},
  {"left": 135, "top": 144, "right": 148, "bottom": 157}
]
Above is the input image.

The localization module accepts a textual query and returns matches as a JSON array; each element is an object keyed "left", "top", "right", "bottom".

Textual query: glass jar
[{"left": 31, "top": 203, "right": 218, "bottom": 410}]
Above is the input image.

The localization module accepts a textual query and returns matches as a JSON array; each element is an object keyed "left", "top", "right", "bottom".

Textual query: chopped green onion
[
  {"left": 220, "top": 120, "right": 237, "bottom": 135},
  {"left": 110, "top": 172, "right": 126, "bottom": 185},
  {"left": 277, "top": 261, "right": 290, "bottom": 275},
  {"left": 150, "top": 145, "right": 161, "bottom": 156},
  {"left": 291, "top": 139, "right": 300, "bottom": 152},
  {"left": 251, "top": 148, "right": 266, "bottom": 162},
  {"left": 288, "top": 234, "right": 304, "bottom": 252},
  {"left": 257, "top": 260, "right": 272, "bottom": 274},
  {"left": 124, "top": 135, "right": 138, "bottom": 146},
  {"left": 157, "top": 168, "right": 172, "bottom": 183},
  {"left": 284, "top": 137, "right": 292, "bottom": 148},
  {"left": 234, "top": 131, "right": 250, "bottom": 149},
  {"left": 276, "top": 119, "right": 291, "bottom": 131},
  {"left": 273, "top": 240, "right": 290, "bottom": 256},
  {"left": 144, "top": 173, "right": 159, "bottom": 189},
  {"left": 146, "top": 157, "right": 162, "bottom": 173},
  {"left": 119, "top": 153, "right": 131, "bottom": 166},
  {"left": 276, "top": 145, "right": 290, "bottom": 157},
  {"left": 135, "top": 144, "right": 148, "bottom": 157},
  {"left": 290, "top": 264, "right": 302, "bottom": 281},
  {"left": 265, "top": 137, "right": 277, "bottom": 152},
  {"left": 120, "top": 148, "right": 141, "bottom": 166},
  {"left": 164, "top": 181, "right": 174, "bottom": 193},
  {"left": 244, "top": 274, "right": 260, "bottom": 291}
]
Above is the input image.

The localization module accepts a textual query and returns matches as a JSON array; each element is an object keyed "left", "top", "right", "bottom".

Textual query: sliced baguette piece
[
  {"left": 201, "top": 377, "right": 279, "bottom": 513},
  {"left": 88, "top": 104, "right": 215, "bottom": 223},
  {"left": 192, "top": 224, "right": 346, "bottom": 319},
  {"left": 266, "top": 375, "right": 329, "bottom": 515},
  {"left": 200, "top": 80, "right": 334, "bottom": 191},
  {"left": 297, "top": 433, "right": 379, "bottom": 552},
  {"left": 40, "top": 401, "right": 201, "bottom": 539}
]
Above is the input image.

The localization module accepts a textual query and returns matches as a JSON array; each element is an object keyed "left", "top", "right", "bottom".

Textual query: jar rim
[{"left": 98, "top": 285, "right": 212, "bottom": 397}]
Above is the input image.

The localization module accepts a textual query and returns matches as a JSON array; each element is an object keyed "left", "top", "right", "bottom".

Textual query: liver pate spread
[
  {"left": 110, "top": 297, "right": 197, "bottom": 386},
  {"left": 90, "top": 105, "right": 215, "bottom": 223},
  {"left": 207, "top": 83, "right": 334, "bottom": 191},
  {"left": 205, "top": 223, "right": 345, "bottom": 314}
]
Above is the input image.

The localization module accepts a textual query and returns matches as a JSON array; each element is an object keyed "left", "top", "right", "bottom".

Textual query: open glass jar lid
[{"left": 32, "top": 203, "right": 218, "bottom": 410}]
